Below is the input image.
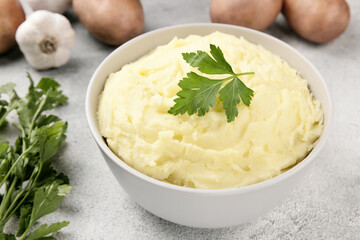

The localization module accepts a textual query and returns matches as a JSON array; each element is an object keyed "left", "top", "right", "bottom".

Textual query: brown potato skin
[
  {"left": 73, "top": 0, "right": 144, "bottom": 46},
  {"left": 0, "top": 0, "right": 25, "bottom": 54},
  {"left": 283, "top": 0, "right": 350, "bottom": 43},
  {"left": 210, "top": 0, "right": 283, "bottom": 30}
]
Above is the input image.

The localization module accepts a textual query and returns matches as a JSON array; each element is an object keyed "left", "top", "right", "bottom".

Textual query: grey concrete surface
[{"left": 1, "top": 0, "right": 359, "bottom": 239}]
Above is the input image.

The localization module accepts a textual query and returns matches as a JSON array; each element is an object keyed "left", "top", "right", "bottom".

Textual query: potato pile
[
  {"left": 210, "top": 0, "right": 351, "bottom": 43},
  {"left": 0, "top": 0, "right": 352, "bottom": 56}
]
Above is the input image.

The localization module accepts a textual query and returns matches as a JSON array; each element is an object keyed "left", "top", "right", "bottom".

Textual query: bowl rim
[{"left": 85, "top": 23, "right": 332, "bottom": 196}]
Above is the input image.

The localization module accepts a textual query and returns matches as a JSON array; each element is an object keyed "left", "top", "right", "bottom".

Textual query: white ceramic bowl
[{"left": 86, "top": 23, "right": 331, "bottom": 228}]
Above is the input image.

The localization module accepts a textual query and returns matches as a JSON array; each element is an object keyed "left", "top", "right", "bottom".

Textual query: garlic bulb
[
  {"left": 28, "top": 0, "right": 72, "bottom": 14},
  {"left": 15, "top": 10, "right": 75, "bottom": 70}
]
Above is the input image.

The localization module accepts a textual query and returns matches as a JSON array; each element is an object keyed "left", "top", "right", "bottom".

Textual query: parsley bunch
[
  {"left": 0, "top": 74, "right": 71, "bottom": 240},
  {"left": 168, "top": 44, "right": 254, "bottom": 122}
]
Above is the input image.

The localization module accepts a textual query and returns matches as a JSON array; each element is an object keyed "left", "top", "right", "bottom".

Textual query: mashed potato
[{"left": 97, "top": 32, "right": 323, "bottom": 189}]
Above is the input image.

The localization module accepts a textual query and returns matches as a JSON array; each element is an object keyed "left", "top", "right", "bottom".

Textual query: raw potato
[
  {"left": 73, "top": 0, "right": 144, "bottom": 46},
  {"left": 210, "top": 0, "right": 283, "bottom": 30},
  {"left": 283, "top": 0, "right": 350, "bottom": 43},
  {"left": 0, "top": 0, "right": 25, "bottom": 54}
]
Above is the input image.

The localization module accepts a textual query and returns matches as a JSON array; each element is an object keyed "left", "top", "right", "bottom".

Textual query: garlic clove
[
  {"left": 27, "top": 10, "right": 59, "bottom": 37},
  {"left": 53, "top": 47, "right": 71, "bottom": 67},
  {"left": 15, "top": 22, "right": 45, "bottom": 50},
  {"left": 53, "top": 16, "right": 75, "bottom": 48},
  {"left": 25, "top": 52, "right": 54, "bottom": 70}
]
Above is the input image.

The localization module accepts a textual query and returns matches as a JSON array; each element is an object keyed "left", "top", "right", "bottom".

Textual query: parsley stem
[
  {"left": 2, "top": 163, "right": 42, "bottom": 231},
  {"left": 28, "top": 93, "right": 48, "bottom": 137},
  {"left": 19, "top": 226, "right": 31, "bottom": 240},
  {"left": 1, "top": 164, "right": 39, "bottom": 225},
  {"left": 19, "top": 122, "right": 27, "bottom": 151},
  {"left": 0, "top": 176, "right": 17, "bottom": 228},
  {"left": 235, "top": 72, "right": 255, "bottom": 76},
  {"left": 0, "top": 143, "right": 35, "bottom": 189},
  {"left": 0, "top": 104, "right": 17, "bottom": 127},
  {"left": 18, "top": 163, "right": 42, "bottom": 240},
  {"left": 218, "top": 72, "right": 255, "bottom": 82}
]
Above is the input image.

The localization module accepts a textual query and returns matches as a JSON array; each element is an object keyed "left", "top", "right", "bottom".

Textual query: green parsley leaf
[
  {"left": 30, "top": 180, "right": 67, "bottom": 224},
  {"left": 0, "top": 233, "right": 16, "bottom": 240},
  {"left": 0, "top": 83, "right": 19, "bottom": 129},
  {"left": 37, "top": 122, "right": 67, "bottom": 163},
  {"left": 169, "top": 44, "right": 255, "bottom": 122},
  {"left": 25, "top": 221, "right": 69, "bottom": 240},
  {"left": 0, "top": 83, "right": 16, "bottom": 95},
  {"left": 16, "top": 205, "right": 32, "bottom": 236},
  {"left": 36, "top": 115, "right": 61, "bottom": 128},
  {"left": 16, "top": 75, "right": 67, "bottom": 136},
  {"left": 36, "top": 78, "right": 60, "bottom": 92},
  {"left": 57, "top": 184, "right": 72, "bottom": 197},
  {"left": 0, "top": 138, "right": 8, "bottom": 156},
  {"left": 0, "top": 145, "right": 12, "bottom": 176},
  {"left": 168, "top": 72, "right": 224, "bottom": 116},
  {"left": 219, "top": 77, "right": 254, "bottom": 122}
]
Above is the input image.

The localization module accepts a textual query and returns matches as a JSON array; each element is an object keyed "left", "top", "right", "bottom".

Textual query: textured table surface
[{"left": 1, "top": 0, "right": 359, "bottom": 239}]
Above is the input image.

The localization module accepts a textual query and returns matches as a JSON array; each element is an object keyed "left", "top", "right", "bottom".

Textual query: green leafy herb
[
  {"left": 168, "top": 44, "right": 255, "bottom": 122},
  {"left": 25, "top": 221, "right": 69, "bottom": 240},
  {"left": 0, "top": 74, "right": 71, "bottom": 239}
]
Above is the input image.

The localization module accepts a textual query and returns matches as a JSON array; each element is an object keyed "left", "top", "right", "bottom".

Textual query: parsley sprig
[
  {"left": 168, "top": 44, "right": 254, "bottom": 122},
  {"left": 0, "top": 74, "right": 71, "bottom": 240}
]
